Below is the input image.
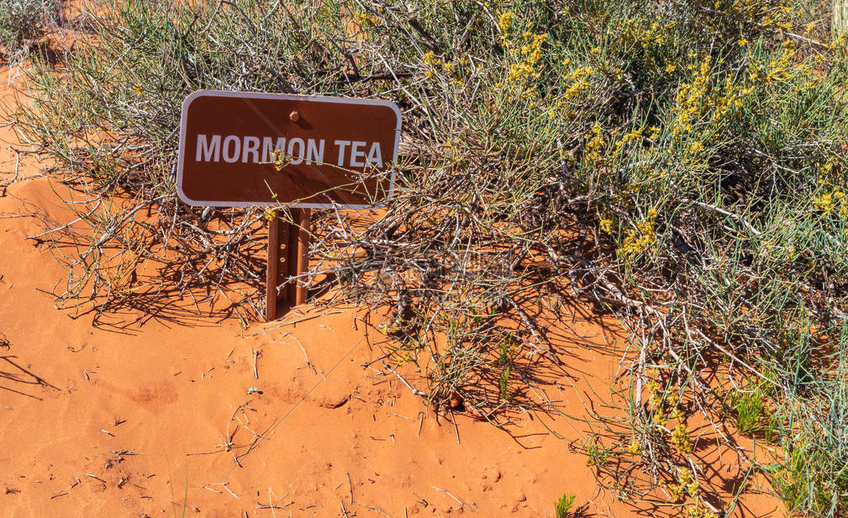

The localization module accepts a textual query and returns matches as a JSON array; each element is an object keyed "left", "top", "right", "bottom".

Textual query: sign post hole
[{"left": 177, "top": 90, "right": 401, "bottom": 321}]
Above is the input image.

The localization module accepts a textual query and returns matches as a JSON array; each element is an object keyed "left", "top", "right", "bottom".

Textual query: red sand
[{"left": 0, "top": 64, "right": 782, "bottom": 518}]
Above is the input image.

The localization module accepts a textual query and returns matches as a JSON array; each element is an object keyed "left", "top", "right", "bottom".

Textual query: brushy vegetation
[
  {"left": 9, "top": 0, "right": 848, "bottom": 516},
  {"left": 0, "top": 0, "right": 51, "bottom": 57}
]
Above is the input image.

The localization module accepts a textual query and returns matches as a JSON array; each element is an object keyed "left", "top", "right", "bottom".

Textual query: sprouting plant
[
  {"left": 730, "top": 390, "right": 766, "bottom": 436},
  {"left": 498, "top": 365, "right": 511, "bottom": 400},
  {"left": 497, "top": 335, "right": 515, "bottom": 400},
  {"left": 554, "top": 493, "right": 576, "bottom": 518}
]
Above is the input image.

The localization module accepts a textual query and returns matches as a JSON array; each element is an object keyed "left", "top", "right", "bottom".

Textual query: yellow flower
[
  {"left": 498, "top": 11, "right": 514, "bottom": 33},
  {"left": 648, "top": 126, "right": 661, "bottom": 141},
  {"left": 508, "top": 33, "right": 548, "bottom": 85},
  {"left": 670, "top": 423, "right": 694, "bottom": 454},
  {"left": 619, "top": 219, "right": 658, "bottom": 260},
  {"left": 649, "top": 393, "right": 662, "bottom": 409},
  {"left": 627, "top": 439, "right": 643, "bottom": 455},
  {"left": 678, "top": 467, "right": 694, "bottom": 485},
  {"left": 354, "top": 12, "right": 378, "bottom": 27},
  {"left": 272, "top": 149, "right": 286, "bottom": 171},
  {"left": 685, "top": 506, "right": 717, "bottom": 518},
  {"left": 666, "top": 482, "right": 685, "bottom": 501},
  {"left": 687, "top": 481, "right": 700, "bottom": 497}
]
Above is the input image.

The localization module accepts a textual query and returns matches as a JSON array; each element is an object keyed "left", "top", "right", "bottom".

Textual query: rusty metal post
[
  {"left": 266, "top": 209, "right": 311, "bottom": 322},
  {"left": 265, "top": 212, "right": 292, "bottom": 321},
  {"left": 286, "top": 208, "right": 311, "bottom": 306},
  {"left": 265, "top": 215, "right": 281, "bottom": 322},
  {"left": 294, "top": 208, "right": 311, "bottom": 305}
]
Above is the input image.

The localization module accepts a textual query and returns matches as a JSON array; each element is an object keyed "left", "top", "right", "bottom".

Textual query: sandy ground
[{"left": 0, "top": 63, "right": 783, "bottom": 518}]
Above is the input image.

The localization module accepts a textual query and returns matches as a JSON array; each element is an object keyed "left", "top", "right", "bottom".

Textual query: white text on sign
[{"left": 195, "top": 134, "right": 384, "bottom": 168}]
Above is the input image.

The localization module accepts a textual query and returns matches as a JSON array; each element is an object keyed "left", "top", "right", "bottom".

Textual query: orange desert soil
[{"left": 0, "top": 64, "right": 781, "bottom": 518}]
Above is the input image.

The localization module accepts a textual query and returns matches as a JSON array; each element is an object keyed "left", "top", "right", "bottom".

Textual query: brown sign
[{"left": 177, "top": 90, "right": 401, "bottom": 208}]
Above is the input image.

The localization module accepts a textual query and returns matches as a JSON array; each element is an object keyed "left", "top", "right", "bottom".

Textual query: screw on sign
[{"left": 177, "top": 90, "right": 401, "bottom": 320}]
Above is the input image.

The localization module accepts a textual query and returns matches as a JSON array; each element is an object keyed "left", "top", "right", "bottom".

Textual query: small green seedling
[{"left": 555, "top": 493, "right": 576, "bottom": 518}]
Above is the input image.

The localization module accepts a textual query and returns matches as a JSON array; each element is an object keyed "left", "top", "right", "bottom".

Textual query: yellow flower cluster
[
  {"left": 645, "top": 375, "right": 688, "bottom": 428},
  {"left": 507, "top": 32, "right": 548, "bottom": 85},
  {"left": 422, "top": 52, "right": 467, "bottom": 86},
  {"left": 618, "top": 218, "right": 657, "bottom": 260},
  {"left": 354, "top": 11, "right": 379, "bottom": 28},
  {"left": 831, "top": 31, "right": 848, "bottom": 51},
  {"left": 583, "top": 122, "right": 606, "bottom": 167},
  {"left": 272, "top": 148, "right": 289, "bottom": 171},
  {"left": 423, "top": 50, "right": 442, "bottom": 79},
  {"left": 813, "top": 190, "right": 848, "bottom": 219},
  {"left": 613, "top": 126, "right": 645, "bottom": 153},
  {"left": 627, "top": 439, "right": 643, "bottom": 455},
  {"left": 563, "top": 66, "right": 594, "bottom": 100},
  {"left": 617, "top": 18, "right": 677, "bottom": 60},
  {"left": 648, "top": 126, "right": 661, "bottom": 141},
  {"left": 497, "top": 11, "right": 514, "bottom": 33},
  {"left": 640, "top": 21, "right": 676, "bottom": 49},
  {"left": 679, "top": 467, "right": 699, "bottom": 496},
  {"left": 666, "top": 481, "right": 685, "bottom": 501},
  {"left": 670, "top": 55, "right": 745, "bottom": 151},
  {"left": 441, "top": 138, "right": 462, "bottom": 159},
  {"left": 718, "top": 0, "right": 794, "bottom": 31},
  {"left": 665, "top": 467, "right": 699, "bottom": 501},
  {"left": 671, "top": 423, "right": 694, "bottom": 454},
  {"left": 685, "top": 506, "right": 718, "bottom": 518},
  {"left": 647, "top": 379, "right": 664, "bottom": 420},
  {"left": 671, "top": 57, "right": 711, "bottom": 141},
  {"left": 549, "top": 65, "right": 596, "bottom": 119},
  {"left": 748, "top": 40, "right": 803, "bottom": 85},
  {"left": 600, "top": 217, "right": 614, "bottom": 234},
  {"left": 689, "top": 141, "right": 705, "bottom": 154}
]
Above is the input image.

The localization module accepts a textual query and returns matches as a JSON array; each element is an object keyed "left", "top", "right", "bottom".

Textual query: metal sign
[{"left": 177, "top": 90, "right": 401, "bottom": 209}]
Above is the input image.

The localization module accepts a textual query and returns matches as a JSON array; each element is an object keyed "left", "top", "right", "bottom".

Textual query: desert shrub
[
  {"left": 0, "top": 0, "right": 50, "bottom": 55},
  {"left": 11, "top": 0, "right": 848, "bottom": 516}
]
